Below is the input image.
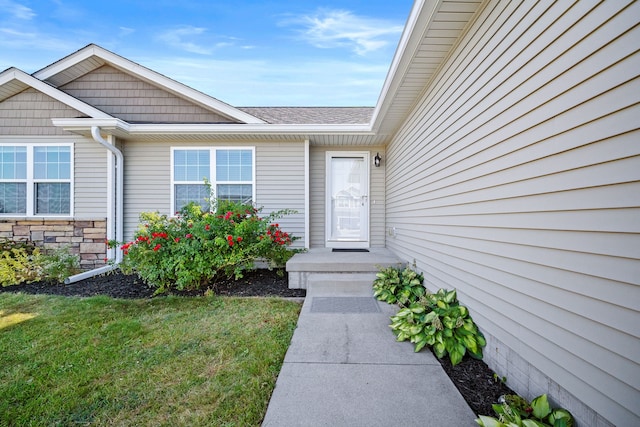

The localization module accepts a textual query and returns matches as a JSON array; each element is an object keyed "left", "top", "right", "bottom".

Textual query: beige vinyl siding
[
  {"left": 385, "top": 1, "right": 639, "bottom": 426},
  {"left": 0, "top": 88, "right": 84, "bottom": 135},
  {"left": 60, "top": 66, "right": 237, "bottom": 124},
  {"left": 122, "top": 140, "right": 306, "bottom": 247},
  {"left": 74, "top": 138, "right": 108, "bottom": 217},
  {"left": 309, "top": 146, "right": 385, "bottom": 248}
]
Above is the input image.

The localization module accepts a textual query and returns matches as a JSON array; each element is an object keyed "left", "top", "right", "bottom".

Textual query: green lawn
[{"left": 0, "top": 293, "right": 301, "bottom": 426}]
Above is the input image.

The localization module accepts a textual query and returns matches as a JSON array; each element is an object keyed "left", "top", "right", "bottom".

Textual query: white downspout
[
  {"left": 91, "top": 126, "right": 124, "bottom": 262},
  {"left": 65, "top": 127, "right": 124, "bottom": 284}
]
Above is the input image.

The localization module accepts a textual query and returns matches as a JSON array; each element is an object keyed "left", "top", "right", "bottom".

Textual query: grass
[{"left": 0, "top": 292, "right": 301, "bottom": 426}]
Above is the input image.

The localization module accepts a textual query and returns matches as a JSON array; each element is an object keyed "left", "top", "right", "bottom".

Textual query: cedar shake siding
[
  {"left": 0, "top": 88, "right": 86, "bottom": 135},
  {"left": 60, "top": 65, "right": 238, "bottom": 124}
]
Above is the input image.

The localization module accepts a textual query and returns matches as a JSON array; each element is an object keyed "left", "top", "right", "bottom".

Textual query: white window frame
[
  {"left": 170, "top": 146, "right": 256, "bottom": 214},
  {"left": 0, "top": 142, "right": 74, "bottom": 217}
]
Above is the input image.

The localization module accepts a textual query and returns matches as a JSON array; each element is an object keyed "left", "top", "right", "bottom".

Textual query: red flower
[
  {"left": 174, "top": 237, "right": 180, "bottom": 243},
  {"left": 227, "top": 235, "right": 233, "bottom": 241},
  {"left": 229, "top": 240, "right": 234, "bottom": 247},
  {"left": 205, "top": 224, "right": 210, "bottom": 231},
  {"left": 236, "top": 236, "right": 242, "bottom": 242},
  {"left": 186, "top": 233, "right": 193, "bottom": 239},
  {"left": 153, "top": 244, "right": 161, "bottom": 251}
]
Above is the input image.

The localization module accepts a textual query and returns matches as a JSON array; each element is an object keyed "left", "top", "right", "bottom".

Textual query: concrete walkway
[{"left": 262, "top": 285, "right": 478, "bottom": 426}]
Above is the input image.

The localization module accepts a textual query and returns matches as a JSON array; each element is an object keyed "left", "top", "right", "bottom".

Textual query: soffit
[{"left": 372, "top": 0, "right": 484, "bottom": 136}]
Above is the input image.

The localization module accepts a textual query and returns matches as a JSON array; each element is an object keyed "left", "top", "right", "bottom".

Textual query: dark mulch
[
  {"left": 436, "top": 351, "right": 514, "bottom": 416},
  {"left": 1, "top": 270, "right": 510, "bottom": 416},
  {"left": 0, "top": 269, "right": 306, "bottom": 300}
]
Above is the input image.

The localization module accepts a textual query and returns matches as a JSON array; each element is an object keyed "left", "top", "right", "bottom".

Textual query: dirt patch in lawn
[{"left": 1, "top": 269, "right": 512, "bottom": 416}]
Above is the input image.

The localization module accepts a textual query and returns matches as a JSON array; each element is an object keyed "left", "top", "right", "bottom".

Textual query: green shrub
[
  {"left": 0, "top": 239, "right": 81, "bottom": 286},
  {"left": 389, "top": 288, "right": 485, "bottom": 366},
  {"left": 0, "top": 239, "right": 43, "bottom": 286},
  {"left": 117, "top": 201, "right": 299, "bottom": 293},
  {"left": 476, "top": 393, "right": 574, "bottom": 427},
  {"left": 41, "top": 246, "right": 81, "bottom": 283},
  {"left": 373, "top": 265, "right": 425, "bottom": 306}
]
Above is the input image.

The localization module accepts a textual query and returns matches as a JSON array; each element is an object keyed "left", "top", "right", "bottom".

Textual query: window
[
  {"left": 0, "top": 144, "right": 72, "bottom": 216},
  {"left": 172, "top": 147, "right": 254, "bottom": 212}
]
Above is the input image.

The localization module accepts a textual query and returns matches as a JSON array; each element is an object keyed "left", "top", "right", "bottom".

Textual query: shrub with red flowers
[{"left": 116, "top": 201, "right": 299, "bottom": 293}]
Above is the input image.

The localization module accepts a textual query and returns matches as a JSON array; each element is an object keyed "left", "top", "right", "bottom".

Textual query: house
[{"left": 1, "top": 0, "right": 638, "bottom": 425}]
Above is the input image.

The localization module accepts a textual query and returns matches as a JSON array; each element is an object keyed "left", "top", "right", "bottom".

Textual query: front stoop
[{"left": 286, "top": 248, "right": 404, "bottom": 290}]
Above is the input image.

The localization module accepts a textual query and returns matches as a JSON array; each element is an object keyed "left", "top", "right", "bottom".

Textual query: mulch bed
[{"left": 1, "top": 269, "right": 511, "bottom": 416}]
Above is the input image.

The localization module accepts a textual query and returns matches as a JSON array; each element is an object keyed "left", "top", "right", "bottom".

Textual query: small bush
[
  {"left": 117, "top": 201, "right": 299, "bottom": 292},
  {"left": 0, "top": 239, "right": 81, "bottom": 286},
  {"left": 0, "top": 240, "right": 43, "bottom": 286},
  {"left": 41, "top": 246, "right": 81, "bottom": 283}
]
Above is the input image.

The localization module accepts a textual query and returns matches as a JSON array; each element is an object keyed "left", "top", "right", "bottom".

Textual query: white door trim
[{"left": 325, "top": 151, "right": 370, "bottom": 248}]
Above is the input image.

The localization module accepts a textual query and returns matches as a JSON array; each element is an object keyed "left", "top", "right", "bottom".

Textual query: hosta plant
[
  {"left": 372, "top": 265, "right": 425, "bottom": 306},
  {"left": 476, "top": 393, "right": 574, "bottom": 427},
  {"left": 389, "top": 288, "right": 485, "bottom": 366}
]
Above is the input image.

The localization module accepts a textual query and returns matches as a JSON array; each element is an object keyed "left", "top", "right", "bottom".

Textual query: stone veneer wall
[{"left": 0, "top": 218, "right": 107, "bottom": 270}]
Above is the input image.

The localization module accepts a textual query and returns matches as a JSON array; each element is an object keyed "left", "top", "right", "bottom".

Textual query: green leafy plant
[
  {"left": 1, "top": 239, "right": 81, "bottom": 286},
  {"left": 476, "top": 393, "right": 574, "bottom": 427},
  {"left": 372, "top": 265, "right": 425, "bottom": 306},
  {"left": 0, "top": 239, "right": 44, "bottom": 286},
  {"left": 389, "top": 288, "right": 485, "bottom": 365},
  {"left": 41, "top": 245, "right": 81, "bottom": 283},
  {"left": 116, "top": 201, "right": 299, "bottom": 293}
]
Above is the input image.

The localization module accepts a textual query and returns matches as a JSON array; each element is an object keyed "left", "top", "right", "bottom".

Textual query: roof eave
[{"left": 50, "top": 118, "right": 374, "bottom": 138}]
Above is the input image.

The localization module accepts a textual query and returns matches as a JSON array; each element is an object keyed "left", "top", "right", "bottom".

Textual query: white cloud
[
  {"left": 157, "top": 26, "right": 244, "bottom": 55},
  {"left": 157, "top": 26, "right": 213, "bottom": 55},
  {"left": 0, "top": 0, "right": 35, "bottom": 20},
  {"left": 283, "top": 9, "right": 404, "bottom": 55},
  {"left": 119, "top": 27, "right": 135, "bottom": 37}
]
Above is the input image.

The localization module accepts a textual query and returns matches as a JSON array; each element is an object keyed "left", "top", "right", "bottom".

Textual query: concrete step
[
  {"left": 306, "top": 273, "right": 376, "bottom": 296},
  {"left": 287, "top": 248, "right": 404, "bottom": 290}
]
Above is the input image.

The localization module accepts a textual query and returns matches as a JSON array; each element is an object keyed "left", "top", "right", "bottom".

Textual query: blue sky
[{"left": 0, "top": 0, "right": 413, "bottom": 106}]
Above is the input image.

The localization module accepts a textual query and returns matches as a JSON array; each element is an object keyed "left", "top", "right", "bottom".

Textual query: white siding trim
[{"left": 304, "top": 139, "right": 310, "bottom": 249}]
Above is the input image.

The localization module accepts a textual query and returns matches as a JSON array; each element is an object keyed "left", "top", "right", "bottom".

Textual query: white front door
[{"left": 325, "top": 152, "right": 369, "bottom": 248}]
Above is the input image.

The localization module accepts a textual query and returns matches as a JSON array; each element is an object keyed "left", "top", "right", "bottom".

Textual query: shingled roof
[{"left": 237, "top": 107, "right": 374, "bottom": 124}]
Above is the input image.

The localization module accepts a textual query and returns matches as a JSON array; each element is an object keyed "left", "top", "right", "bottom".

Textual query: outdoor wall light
[{"left": 374, "top": 152, "right": 382, "bottom": 167}]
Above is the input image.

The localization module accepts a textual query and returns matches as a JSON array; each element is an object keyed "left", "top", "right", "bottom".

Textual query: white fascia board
[
  {"left": 34, "top": 44, "right": 266, "bottom": 125},
  {"left": 127, "top": 123, "right": 375, "bottom": 135},
  {"left": 369, "top": 0, "right": 439, "bottom": 131},
  {"left": 0, "top": 68, "right": 112, "bottom": 119},
  {"left": 51, "top": 117, "right": 131, "bottom": 137}
]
